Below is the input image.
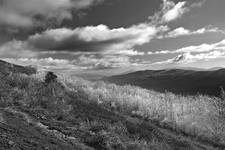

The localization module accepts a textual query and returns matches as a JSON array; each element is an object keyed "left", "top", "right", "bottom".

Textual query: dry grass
[
  {"left": 62, "top": 75, "right": 225, "bottom": 143},
  {"left": 1, "top": 72, "right": 225, "bottom": 146}
]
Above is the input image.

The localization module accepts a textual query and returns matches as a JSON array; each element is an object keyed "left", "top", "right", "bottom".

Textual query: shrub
[{"left": 44, "top": 72, "right": 58, "bottom": 84}]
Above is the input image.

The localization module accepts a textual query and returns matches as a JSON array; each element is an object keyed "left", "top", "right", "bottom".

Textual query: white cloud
[
  {"left": 151, "top": 51, "right": 225, "bottom": 66},
  {"left": 149, "top": 0, "right": 206, "bottom": 24},
  {"left": 170, "top": 51, "right": 225, "bottom": 64},
  {"left": 162, "top": 1, "right": 187, "bottom": 22},
  {"left": 113, "top": 50, "right": 145, "bottom": 56},
  {"left": 152, "top": 39, "right": 225, "bottom": 54},
  {"left": 161, "top": 27, "right": 223, "bottom": 38},
  {"left": 148, "top": 38, "right": 225, "bottom": 66},
  {"left": 72, "top": 55, "right": 138, "bottom": 70},
  {"left": 166, "top": 27, "right": 190, "bottom": 37}
]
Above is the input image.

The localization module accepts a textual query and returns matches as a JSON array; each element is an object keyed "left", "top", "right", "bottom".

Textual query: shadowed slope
[{"left": 105, "top": 69, "right": 225, "bottom": 96}]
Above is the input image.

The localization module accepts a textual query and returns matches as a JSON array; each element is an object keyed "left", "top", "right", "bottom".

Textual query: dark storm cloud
[
  {"left": 0, "top": 0, "right": 105, "bottom": 27},
  {"left": 28, "top": 33, "right": 129, "bottom": 52}
]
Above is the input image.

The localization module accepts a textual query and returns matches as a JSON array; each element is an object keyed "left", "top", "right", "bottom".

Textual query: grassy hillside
[
  {"left": 105, "top": 69, "right": 225, "bottom": 97},
  {"left": 1, "top": 61, "right": 225, "bottom": 149},
  {"left": 0, "top": 60, "right": 37, "bottom": 75}
]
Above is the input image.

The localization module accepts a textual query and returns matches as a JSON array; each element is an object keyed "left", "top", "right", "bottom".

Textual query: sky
[{"left": 0, "top": 0, "right": 225, "bottom": 77}]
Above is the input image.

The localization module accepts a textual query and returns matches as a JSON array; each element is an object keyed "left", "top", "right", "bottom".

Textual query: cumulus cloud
[
  {"left": 149, "top": 0, "right": 206, "bottom": 24},
  {"left": 0, "top": 21, "right": 168, "bottom": 62},
  {"left": 26, "top": 24, "right": 167, "bottom": 53},
  {"left": 162, "top": 1, "right": 187, "bottom": 22},
  {"left": 0, "top": 0, "right": 105, "bottom": 27}
]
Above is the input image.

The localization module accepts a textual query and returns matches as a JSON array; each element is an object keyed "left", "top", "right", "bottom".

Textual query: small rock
[{"left": 8, "top": 140, "right": 14, "bottom": 146}]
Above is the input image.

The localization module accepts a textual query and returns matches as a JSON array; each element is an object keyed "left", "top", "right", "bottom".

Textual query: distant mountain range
[{"left": 104, "top": 69, "right": 225, "bottom": 97}]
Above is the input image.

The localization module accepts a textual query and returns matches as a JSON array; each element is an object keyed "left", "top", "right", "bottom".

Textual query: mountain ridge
[{"left": 104, "top": 68, "right": 225, "bottom": 97}]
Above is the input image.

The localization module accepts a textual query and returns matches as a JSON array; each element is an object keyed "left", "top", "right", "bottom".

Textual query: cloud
[
  {"left": 190, "top": 0, "right": 206, "bottom": 8},
  {"left": 170, "top": 51, "right": 225, "bottom": 64},
  {"left": 26, "top": 24, "right": 167, "bottom": 53},
  {"left": 5, "top": 57, "right": 69, "bottom": 66},
  {"left": 72, "top": 54, "right": 138, "bottom": 70},
  {"left": 152, "top": 39, "right": 225, "bottom": 54},
  {"left": 2, "top": 54, "right": 138, "bottom": 71},
  {"left": 0, "top": 0, "right": 211, "bottom": 71},
  {"left": 0, "top": 18, "right": 169, "bottom": 62},
  {"left": 0, "top": 9, "right": 33, "bottom": 27},
  {"left": 151, "top": 51, "right": 225, "bottom": 66},
  {"left": 0, "top": 40, "right": 37, "bottom": 58},
  {"left": 149, "top": 0, "right": 206, "bottom": 24},
  {"left": 114, "top": 50, "right": 145, "bottom": 56},
  {"left": 159, "top": 26, "right": 224, "bottom": 38},
  {"left": 162, "top": 1, "right": 187, "bottom": 22},
  {"left": 148, "top": 37, "right": 225, "bottom": 66},
  {"left": 0, "top": 0, "right": 105, "bottom": 27}
]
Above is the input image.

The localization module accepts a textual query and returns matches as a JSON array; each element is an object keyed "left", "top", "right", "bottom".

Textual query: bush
[{"left": 44, "top": 72, "right": 58, "bottom": 84}]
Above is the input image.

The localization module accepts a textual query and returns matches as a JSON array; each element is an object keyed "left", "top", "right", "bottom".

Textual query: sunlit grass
[{"left": 63, "top": 75, "right": 225, "bottom": 143}]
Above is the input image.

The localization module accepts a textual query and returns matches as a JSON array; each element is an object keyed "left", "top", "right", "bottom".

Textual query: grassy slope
[{"left": 0, "top": 62, "right": 225, "bottom": 149}]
